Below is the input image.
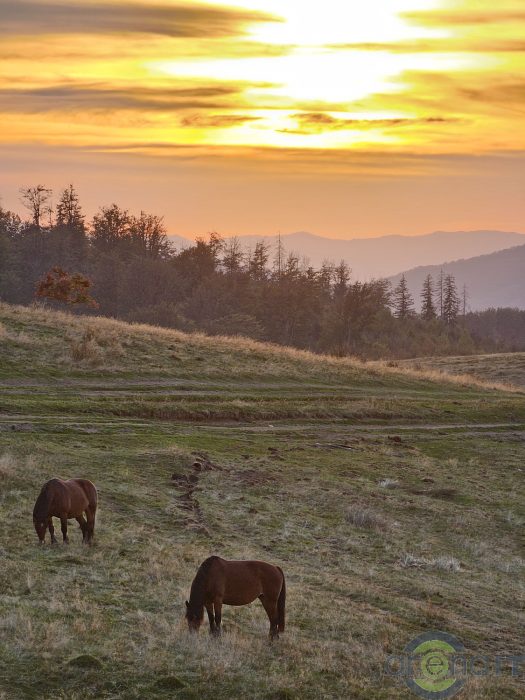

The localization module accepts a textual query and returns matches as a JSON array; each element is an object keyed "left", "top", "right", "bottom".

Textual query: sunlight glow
[{"left": 0, "top": 0, "right": 524, "bottom": 159}]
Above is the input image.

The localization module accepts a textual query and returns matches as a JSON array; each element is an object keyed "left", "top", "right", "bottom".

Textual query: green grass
[{"left": 0, "top": 303, "right": 524, "bottom": 699}]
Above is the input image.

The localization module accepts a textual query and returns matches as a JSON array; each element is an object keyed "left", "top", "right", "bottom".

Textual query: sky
[{"left": 0, "top": 0, "right": 524, "bottom": 238}]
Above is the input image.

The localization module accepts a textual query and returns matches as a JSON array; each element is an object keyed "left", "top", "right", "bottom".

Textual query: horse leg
[
  {"left": 60, "top": 516, "right": 69, "bottom": 544},
  {"left": 48, "top": 517, "right": 57, "bottom": 545},
  {"left": 213, "top": 600, "right": 223, "bottom": 636},
  {"left": 76, "top": 515, "right": 88, "bottom": 543},
  {"left": 259, "top": 595, "right": 279, "bottom": 640},
  {"left": 205, "top": 604, "right": 216, "bottom": 635},
  {"left": 85, "top": 505, "right": 96, "bottom": 545}
]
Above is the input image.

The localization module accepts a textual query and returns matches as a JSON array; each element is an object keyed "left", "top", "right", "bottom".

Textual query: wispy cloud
[
  {"left": 282, "top": 112, "right": 455, "bottom": 135},
  {"left": 0, "top": 82, "right": 250, "bottom": 113},
  {"left": 0, "top": 0, "right": 279, "bottom": 38},
  {"left": 330, "top": 39, "right": 525, "bottom": 54},
  {"left": 404, "top": 8, "right": 525, "bottom": 27}
]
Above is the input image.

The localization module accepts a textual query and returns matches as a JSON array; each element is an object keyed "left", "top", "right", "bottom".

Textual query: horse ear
[{"left": 185, "top": 601, "right": 189, "bottom": 608}]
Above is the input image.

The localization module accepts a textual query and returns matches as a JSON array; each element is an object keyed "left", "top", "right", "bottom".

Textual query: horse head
[
  {"left": 185, "top": 600, "right": 204, "bottom": 632},
  {"left": 33, "top": 517, "right": 47, "bottom": 543}
]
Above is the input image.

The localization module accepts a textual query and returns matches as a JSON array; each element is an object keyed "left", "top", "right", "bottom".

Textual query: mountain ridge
[
  {"left": 389, "top": 244, "right": 525, "bottom": 311},
  {"left": 168, "top": 229, "right": 525, "bottom": 279}
]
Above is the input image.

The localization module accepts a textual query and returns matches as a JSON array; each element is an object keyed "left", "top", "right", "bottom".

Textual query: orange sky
[{"left": 0, "top": 0, "right": 524, "bottom": 238}]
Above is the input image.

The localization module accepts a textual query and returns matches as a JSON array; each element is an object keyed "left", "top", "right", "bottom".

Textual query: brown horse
[
  {"left": 185, "top": 556, "right": 286, "bottom": 639},
  {"left": 33, "top": 478, "right": 97, "bottom": 545}
]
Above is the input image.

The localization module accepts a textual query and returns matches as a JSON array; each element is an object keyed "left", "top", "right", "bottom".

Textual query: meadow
[
  {"left": 401, "top": 353, "right": 525, "bottom": 389},
  {"left": 0, "top": 302, "right": 524, "bottom": 699}
]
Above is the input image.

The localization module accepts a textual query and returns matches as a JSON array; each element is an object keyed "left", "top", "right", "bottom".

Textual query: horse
[
  {"left": 33, "top": 478, "right": 97, "bottom": 545},
  {"left": 185, "top": 556, "right": 286, "bottom": 639}
]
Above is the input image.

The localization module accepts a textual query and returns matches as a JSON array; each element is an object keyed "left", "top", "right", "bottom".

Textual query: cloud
[
  {"left": 280, "top": 112, "right": 454, "bottom": 135},
  {"left": 330, "top": 39, "right": 525, "bottom": 54},
  {"left": 0, "top": 0, "right": 280, "bottom": 38},
  {"left": 404, "top": 8, "right": 525, "bottom": 27},
  {"left": 0, "top": 82, "right": 251, "bottom": 113},
  {"left": 180, "top": 114, "right": 260, "bottom": 129}
]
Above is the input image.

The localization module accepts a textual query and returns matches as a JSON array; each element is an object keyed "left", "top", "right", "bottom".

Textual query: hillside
[
  {"left": 401, "top": 353, "right": 525, "bottom": 389},
  {"left": 169, "top": 230, "right": 525, "bottom": 280},
  {"left": 389, "top": 244, "right": 525, "bottom": 311},
  {"left": 1, "top": 303, "right": 524, "bottom": 699}
]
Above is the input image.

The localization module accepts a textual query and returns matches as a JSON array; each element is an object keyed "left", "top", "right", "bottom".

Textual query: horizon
[
  {"left": 166, "top": 228, "right": 525, "bottom": 242},
  {"left": 1, "top": 1, "right": 524, "bottom": 238}
]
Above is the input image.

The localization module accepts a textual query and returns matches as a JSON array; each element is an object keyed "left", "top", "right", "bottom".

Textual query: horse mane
[
  {"left": 189, "top": 556, "right": 219, "bottom": 608},
  {"left": 33, "top": 482, "right": 53, "bottom": 520}
]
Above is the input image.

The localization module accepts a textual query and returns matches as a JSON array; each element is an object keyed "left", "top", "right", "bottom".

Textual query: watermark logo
[
  {"left": 384, "top": 630, "right": 524, "bottom": 699},
  {"left": 404, "top": 631, "right": 465, "bottom": 699}
]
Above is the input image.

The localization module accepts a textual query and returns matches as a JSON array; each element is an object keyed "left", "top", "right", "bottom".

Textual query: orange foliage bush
[{"left": 35, "top": 267, "right": 98, "bottom": 308}]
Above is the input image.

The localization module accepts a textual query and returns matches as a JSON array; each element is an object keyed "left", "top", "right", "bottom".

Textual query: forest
[{"left": 1, "top": 184, "right": 524, "bottom": 359}]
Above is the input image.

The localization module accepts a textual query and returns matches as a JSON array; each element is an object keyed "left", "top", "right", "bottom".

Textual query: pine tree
[
  {"left": 392, "top": 274, "right": 415, "bottom": 319},
  {"left": 273, "top": 233, "right": 285, "bottom": 279},
  {"left": 438, "top": 268, "right": 444, "bottom": 318},
  {"left": 248, "top": 241, "right": 270, "bottom": 281},
  {"left": 443, "top": 274, "right": 460, "bottom": 324},
  {"left": 462, "top": 284, "right": 468, "bottom": 316},
  {"left": 420, "top": 274, "right": 437, "bottom": 320},
  {"left": 56, "top": 184, "right": 84, "bottom": 231},
  {"left": 222, "top": 236, "right": 244, "bottom": 275}
]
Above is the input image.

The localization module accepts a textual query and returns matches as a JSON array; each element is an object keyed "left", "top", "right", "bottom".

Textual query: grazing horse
[
  {"left": 33, "top": 478, "right": 97, "bottom": 545},
  {"left": 185, "top": 556, "right": 286, "bottom": 639}
]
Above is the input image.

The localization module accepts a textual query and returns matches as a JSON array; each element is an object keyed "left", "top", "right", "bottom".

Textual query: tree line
[{"left": 1, "top": 184, "right": 524, "bottom": 359}]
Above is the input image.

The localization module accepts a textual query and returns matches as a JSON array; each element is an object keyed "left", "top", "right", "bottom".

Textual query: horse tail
[
  {"left": 277, "top": 567, "right": 286, "bottom": 633},
  {"left": 88, "top": 481, "right": 98, "bottom": 511}
]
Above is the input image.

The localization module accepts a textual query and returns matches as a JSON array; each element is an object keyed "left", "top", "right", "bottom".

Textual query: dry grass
[
  {"left": 401, "top": 352, "right": 525, "bottom": 390},
  {"left": 398, "top": 553, "right": 462, "bottom": 572},
  {"left": 345, "top": 506, "right": 390, "bottom": 532},
  {"left": 1, "top": 301, "right": 521, "bottom": 393}
]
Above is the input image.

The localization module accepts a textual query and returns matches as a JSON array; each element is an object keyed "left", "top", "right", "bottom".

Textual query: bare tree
[{"left": 19, "top": 185, "right": 52, "bottom": 229}]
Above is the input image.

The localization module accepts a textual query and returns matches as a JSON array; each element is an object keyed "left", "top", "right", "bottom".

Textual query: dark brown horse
[
  {"left": 185, "top": 556, "right": 286, "bottom": 639},
  {"left": 33, "top": 478, "right": 97, "bottom": 545}
]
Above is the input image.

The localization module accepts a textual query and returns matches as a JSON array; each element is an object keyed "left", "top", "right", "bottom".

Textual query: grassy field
[
  {"left": 0, "top": 302, "right": 524, "bottom": 699},
  {"left": 400, "top": 353, "right": 525, "bottom": 389}
]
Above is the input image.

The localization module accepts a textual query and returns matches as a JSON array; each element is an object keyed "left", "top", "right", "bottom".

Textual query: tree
[
  {"left": 91, "top": 204, "right": 131, "bottom": 251},
  {"left": 462, "top": 284, "right": 468, "bottom": 316},
  {"left": 56, "top": 184, "right": 85, "bottom": 231},
  {"left": 222, "top": 237, "right": 244, "bottom": 275},
  {"left": 19, "top": 185, "right": 52, "bottom": 229},
  {"left": 420, "top": 274, "right": 437, "bottom": 320},
  {"left": 273, "top": 233, "right": 285, "bottom": 278},
  {"left": 129, "top": 211, "right": 170, "bottom": 258},
  {"left": 35, "top": 267, "right": 98, "bottom": 307},
  {"left": 443, "top": 274, "right": 460, "bottom": 325},
  {"left": 437, "top": 268, "right": 444, "bottom": 318},
  {"left": 392, "top": 274, "right": 415, "bottom": 319},
  {"left": 248, "top": 241, "right": 270, "bottom": 281}
]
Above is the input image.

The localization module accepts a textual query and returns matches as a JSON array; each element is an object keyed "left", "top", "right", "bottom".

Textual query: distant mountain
[
  {"left": 168, "top": 230, "right": 525, "bottom": 279},
  {"left": 168, "top": 234, "right": 192, "bottom": 250},
  {"left": 389, "top": 244, "right": 525, "bottom": 311}
]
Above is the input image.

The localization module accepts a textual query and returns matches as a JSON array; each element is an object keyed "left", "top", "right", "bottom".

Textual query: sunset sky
[{"left": 0, "top": 0, "right": 523, "bottom": 238}]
